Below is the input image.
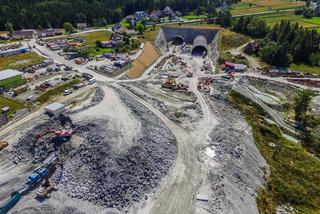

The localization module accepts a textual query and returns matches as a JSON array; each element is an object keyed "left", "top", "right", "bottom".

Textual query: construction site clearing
[{"left": 0, "top": 26, "right": 320, "bottom": 214}]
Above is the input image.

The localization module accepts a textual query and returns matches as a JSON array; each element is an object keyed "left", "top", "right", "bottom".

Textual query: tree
[
  {"left": 96, "top": 40, "right": 102, "bottom": 48},
  {"left": 135, "top": 22, "right": 145, "bottom": 34},
  {"left": 5, "top": 22, "right": 13, "bottom": 36},
  {"left": 63, "top": 22, "right": 75, "bottom": 33}
]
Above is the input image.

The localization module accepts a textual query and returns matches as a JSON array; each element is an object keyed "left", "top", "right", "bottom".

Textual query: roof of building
[
  {"left": 234, "top": 64, "right": 247, "bottom": 70},
  {"left": 13, "top": 29, "right": 35, "bottom": 38},
  {"left": 0, "top": 47, "right": 30, "bottom": 55},
  {"left": 45, "top": 102, "right": 65, "bottom": 112},
  {"left": 225, "top": 61, "right": 235, "bottom": 67},
  {"left": 0, "top": 69, "right": 23, "bottom": 81},
  {"left": 164, "top": 6, "right": 173, "bottom": 12}
]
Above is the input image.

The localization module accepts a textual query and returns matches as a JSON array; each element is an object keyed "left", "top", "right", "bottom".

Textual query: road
[{"left": 233, "top": 81, "right": 299, "bottom": 135}]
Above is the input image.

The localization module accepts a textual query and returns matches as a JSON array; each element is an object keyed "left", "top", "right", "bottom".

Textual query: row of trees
[
  {"left": 232, "top": 17, "right": 320, "bottom": 67},
  {"left": 261, "top": 21, "right": 319, "bottom": 67},
  {"left": 0, "top": 0, "right": 233, "bottom": 30},
  {"left": 233, "top": 16, "right": 268, "bottom": 38}
]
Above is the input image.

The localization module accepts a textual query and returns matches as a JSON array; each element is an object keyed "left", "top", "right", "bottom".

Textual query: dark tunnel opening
[
  {"left": 191, "top": 46, "right": 207, "bottom": 56},
  {"left": 171, "top": 36, "right": 184, "bottom": 45}
]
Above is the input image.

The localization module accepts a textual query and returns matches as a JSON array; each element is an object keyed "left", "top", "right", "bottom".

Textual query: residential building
[
  {"left": 76, "top": 23, "right": 88, "bottom": 30},
  {"left": 134, "top": 11, "right": 148, "bottom": 21},
  {"left": 163, "top": 6, "right": 174, "bottom": 17},
  {"left": 150, "top": 9, "right": 162, "bottom": 19}
]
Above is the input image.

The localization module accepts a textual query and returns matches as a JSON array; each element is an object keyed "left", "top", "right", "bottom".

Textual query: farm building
[
  {"left": 0, "top": 47, "right": 30, "bottom": 57},
  {"left": 13, "top": 30, "right": 36, "bottom": 39},
  {"left": 45, "top": 102, "right": 65, "bottom": 116},
  {"left": 0, "top": 69, "right": 25, "bottom": 89}
]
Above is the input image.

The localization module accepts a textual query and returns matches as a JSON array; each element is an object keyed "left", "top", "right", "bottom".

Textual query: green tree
[
  {"left": 5, "top": 22, "right": 13, "bottom": 35},
  {"left": 135, "top": 22, "right": 145, "bottom": 34},
  {"left": 63, "top": 22, "right": 75, "bottom": 33}
]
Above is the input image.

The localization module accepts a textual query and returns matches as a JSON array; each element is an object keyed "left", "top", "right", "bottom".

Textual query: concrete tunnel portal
[{"left": 191, "top": 35, "right": 208, "bottom": 56}]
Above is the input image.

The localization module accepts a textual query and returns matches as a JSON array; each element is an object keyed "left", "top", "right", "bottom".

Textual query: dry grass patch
[{"left": 127, "top": 42, "right": 159, "bottom": 79}]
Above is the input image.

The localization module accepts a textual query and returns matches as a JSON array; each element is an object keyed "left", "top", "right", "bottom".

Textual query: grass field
[
  {"left": 231, "top": 0, "right": 305, "bottom": 15},
  {"left": 0, "top": 96, "right": 24, "bottom": 117},
  {"left": 0, "top": 75, "right": 27, "bottom": 89},
  {"left": 229, "top": 91, "right": 320, "bottom": 214},
  {"left": 73, "top": 31, "right": 111, "bottom": 46},
  {"left": 290, "top": 63, "right": 320, "bottom": 74},
  {"left": 36, "top": 79, "right": 81, "bottom": 104},
  {"left": 218, "top": 29, "right": 251, "bottom": 51},
  {"left": 0, "top": 52, "right": 44, "bottom": 70},
  {"left": 127, "top": 42, "right": 159, "bottom": 78},
  {"left": 182, "top": 14, "right": 207, "bottom": 20},
  {"left": 73, "top": 31, "right": 112, "bottom": 56},
  {"left": 252, "top": 11, "right": 320, "bottom": 29}
]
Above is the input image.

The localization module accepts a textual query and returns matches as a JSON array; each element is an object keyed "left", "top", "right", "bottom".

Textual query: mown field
[
  {"left": 254, "top": 12, "right": 320, "bottom": 29},
  {"left": 73, "top": 31, "right": 112, "bottom": 56},
  {"left": 0, "top": 52, "right": 44, "bottom": 70},
  {"left": 231, "top": 0, "right": 305, "bottom": 15},
  {"left": 0, "top": 75, "right": 27, "bottom": 89},
  {"left": 0, "top": 96, "right": 24, "bottom": 117}
]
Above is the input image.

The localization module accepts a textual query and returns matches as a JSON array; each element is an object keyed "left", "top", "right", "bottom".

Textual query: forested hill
[{"left": 0, "top": 0, "right": 223, "bottom": 30}]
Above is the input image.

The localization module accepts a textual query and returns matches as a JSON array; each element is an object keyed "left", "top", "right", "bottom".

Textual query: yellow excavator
[{"left": 0, "top": 141, "right": 8, "bottom": 151}]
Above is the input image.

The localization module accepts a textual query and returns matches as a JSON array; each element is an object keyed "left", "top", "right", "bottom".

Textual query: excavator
[
  {"left": 32, "top": 128, "right": 74, "bottom": 146},
  {"left": 36, "top": 161, "right": 62, "bottom": 198}
]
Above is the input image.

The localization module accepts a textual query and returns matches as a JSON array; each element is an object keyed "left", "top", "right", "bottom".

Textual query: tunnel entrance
[
  {"left": 191, "top": 46, "right": 207, "bottom": 56},
  {"left": 171, "top": 36, "right": 184, "bottom": 45}
]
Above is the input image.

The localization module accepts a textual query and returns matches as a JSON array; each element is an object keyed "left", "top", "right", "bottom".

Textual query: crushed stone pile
[{"left": 9, "top": 88, "right": 177, "bottom": 211}]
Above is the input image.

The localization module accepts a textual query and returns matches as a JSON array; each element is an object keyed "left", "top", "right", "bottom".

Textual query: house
[
  {"left": 37, "top": 29, "right": 56, "bottom": 38},
  {"left": 150, "top": 9, "right": 162, "bottom": 19},
  {"left": 234, "top": 64, "right": 247, "bottom": 72},
  {"left": 244, "top": 41, "right": 260, "bottom": 55},
  {"left": 134, "top": 11, "right": 148, "bottom": 21},
  {"left": 13, "top": 29, "right": 36, "bottom": 39},
  {"left": 76, "top": 23, "right": 88, "bottom": 30},
  {"left": 0, "top": 47, "right": 30, "bottom": 57},
  {"left": 163, "top": 6, "right": 174, "bottom": 17},
  {"left": 54, "top": 29, "right": 64, "bottom": 36}
]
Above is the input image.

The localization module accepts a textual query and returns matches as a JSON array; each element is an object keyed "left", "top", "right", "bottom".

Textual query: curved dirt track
[{"left": 112, "top": 77, "right": 217, "bottom": 214}]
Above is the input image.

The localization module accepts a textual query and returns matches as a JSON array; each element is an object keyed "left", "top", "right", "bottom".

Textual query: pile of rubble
[{"left": 9, "top": 89, "right": 177, "bottom": 211}]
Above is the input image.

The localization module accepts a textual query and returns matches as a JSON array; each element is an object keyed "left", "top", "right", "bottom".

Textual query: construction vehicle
[
  {"left": 161, "top": 76, "right": 188, "bottom": 91},
  {"left": 0, "top": 154, "right": 58, "bottom": 214},
  {"left": 33, "top": 128, "right": 74, "bottom": 146},
  {"left": 36, "top": 161, "right": 61, "bottom": 198},
  {"left": 0, "top": 141, "right": 8, "bottom": 151}
]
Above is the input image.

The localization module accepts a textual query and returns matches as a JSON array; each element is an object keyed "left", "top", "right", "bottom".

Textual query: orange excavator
[
  {"left": 36, "top": 161, "right": 62, "bottom": 198},
  {"left": 33, "top": 128, "right": 74, "bottom": 146}
]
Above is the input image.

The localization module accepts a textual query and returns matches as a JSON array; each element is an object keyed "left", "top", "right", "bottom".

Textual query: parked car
[
  {"left": 63, "top": 89, "right": 73, "bottom": 96},
  {"left": 88, "top": 78, "right": 96, "bottom": 85}
]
